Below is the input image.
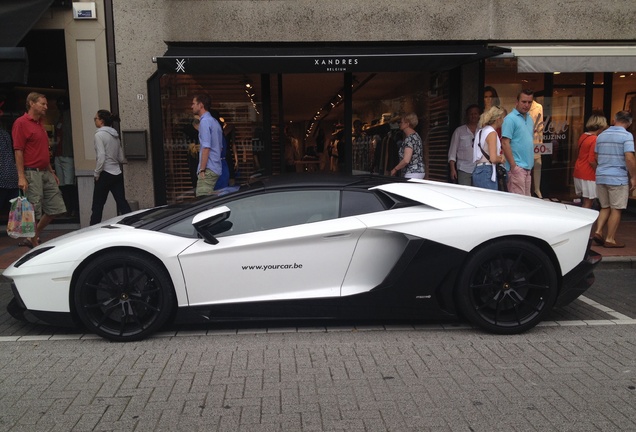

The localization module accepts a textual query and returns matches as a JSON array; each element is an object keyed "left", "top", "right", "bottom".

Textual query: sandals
[
  {"left": 18, "top": 237, "right": 40, "bottom": 249},
  {"left": 592, "top": 233, "right": 605, "bottom": 246},
  {"left": 603, "top": 240, "right": 625, "bottom": 249}
]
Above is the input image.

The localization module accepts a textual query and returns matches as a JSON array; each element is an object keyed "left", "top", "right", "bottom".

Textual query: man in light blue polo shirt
[
  {"left": 592, "top": 110, "right": 636, "bottom": 248},
  {"left": 501, "top": 89, "right": 535, "bottom": 196}
]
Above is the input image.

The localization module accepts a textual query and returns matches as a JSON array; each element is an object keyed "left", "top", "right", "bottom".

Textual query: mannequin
[{"left": 529, "top": 100, "right": 544, "bottom": 198}]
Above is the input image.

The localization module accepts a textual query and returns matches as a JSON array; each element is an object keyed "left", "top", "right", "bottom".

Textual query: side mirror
[{"left": 192, "top": 206, "right": 231, "bottom": 244}]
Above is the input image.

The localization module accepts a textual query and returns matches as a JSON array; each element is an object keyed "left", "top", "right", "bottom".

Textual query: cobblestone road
[{"left": 1, "top": 324, "right": 636, "bottom": 431}]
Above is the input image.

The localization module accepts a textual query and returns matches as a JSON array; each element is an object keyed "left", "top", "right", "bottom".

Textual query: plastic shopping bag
[{"left": 7, "top": 194, "right": 36, "bottom": 239}]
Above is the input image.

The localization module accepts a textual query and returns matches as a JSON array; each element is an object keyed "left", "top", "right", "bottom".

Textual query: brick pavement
[{"left": 1, "top": 325, "right": 635, "bottom": 431}]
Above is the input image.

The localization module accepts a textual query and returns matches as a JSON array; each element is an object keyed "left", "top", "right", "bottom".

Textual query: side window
[
  {"left": 341, "top": 190, "right": 387, "bottom": 217},
  {"left": 217, "top": 190, "right": 340, "bottom": 237}
]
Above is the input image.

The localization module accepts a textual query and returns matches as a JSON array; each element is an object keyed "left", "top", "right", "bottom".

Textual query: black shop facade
[{"left": 147, "top": 42, "right": 501, "bottom": 205}]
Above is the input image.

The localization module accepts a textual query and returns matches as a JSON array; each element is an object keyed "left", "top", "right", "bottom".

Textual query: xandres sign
[{"left": 314, "top": 57, "right": 359, "bottom": 72}]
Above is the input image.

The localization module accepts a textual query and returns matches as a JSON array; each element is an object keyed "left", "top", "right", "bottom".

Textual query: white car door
[{"left": 178, "top": 190, "right": 367, "bottom": 305}]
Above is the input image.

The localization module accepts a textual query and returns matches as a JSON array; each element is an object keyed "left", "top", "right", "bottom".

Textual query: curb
[{"left": 597, "top": 256, "right": 636, "bottom": 270}]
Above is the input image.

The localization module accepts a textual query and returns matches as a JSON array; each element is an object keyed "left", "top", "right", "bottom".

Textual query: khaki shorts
[
  {"left": 596, "top": 183, "right": 629, "bottom": 210},
  {"left": 25, "top": 170, "right": 67, "bottom": 219},
  {"left": 195, "top": 169, "right": 220, "bottom": 197}
]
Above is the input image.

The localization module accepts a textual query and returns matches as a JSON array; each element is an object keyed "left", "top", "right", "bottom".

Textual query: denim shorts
[{"left": 472, "top": 164, "right": 497, "bottom": 190}]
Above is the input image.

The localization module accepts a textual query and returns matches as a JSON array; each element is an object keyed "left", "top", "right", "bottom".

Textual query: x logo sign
[{"left": 175, "top": 59, "right": 186, "bottom": 73}]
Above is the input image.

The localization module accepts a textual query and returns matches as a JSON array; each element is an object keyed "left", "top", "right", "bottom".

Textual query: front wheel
[
  {"left": 455, "top": 240, "right": 558, "bottom": 334},
  {"left": 74, "top": 251, "right": 175, "bottom": 341}
]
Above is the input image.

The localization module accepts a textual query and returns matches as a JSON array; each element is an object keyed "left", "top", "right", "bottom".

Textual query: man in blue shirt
[
  {"left": 501, "top": 89, "right": 535, "bottom": 196},
  {"left": 192, "top": 93, "right": 223, "bottom": 197},
  {"left": 592, "top": 110, "right": 636, "bottom": 248}
]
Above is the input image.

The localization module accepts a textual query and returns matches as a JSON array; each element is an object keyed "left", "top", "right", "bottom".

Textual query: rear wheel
[
  {"left": 74, "top": 251, "right": 175, "bottom": 341},
  {"left": 456, "top": 240, "right": 558, "bottom": 334}
]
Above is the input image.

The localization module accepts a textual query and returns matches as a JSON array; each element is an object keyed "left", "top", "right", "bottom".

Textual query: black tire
[
  {"left": 74, "top": 251, "right": 175, "bottom": 342},
  {"left": 456, "top": 240, "right": 558, "bottom": 334}
]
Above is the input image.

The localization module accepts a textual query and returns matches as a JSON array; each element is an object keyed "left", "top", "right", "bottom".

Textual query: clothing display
[
  {"left": 373, "top": 127, "right": 403, "bottom": 175},
  {"left": 352, "top": 134, "right": 373, "bottom": 173}
]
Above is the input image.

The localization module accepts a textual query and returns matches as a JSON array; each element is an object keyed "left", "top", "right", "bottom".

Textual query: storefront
[
  {"left": 150, "top": 42, "right": 635, "bottom": 206},
  {"left": 484, "top": 45, "right": 636, "bottom": 200},
  {"left": 149, "top": 43, "right": 503, "bottom": 205}
]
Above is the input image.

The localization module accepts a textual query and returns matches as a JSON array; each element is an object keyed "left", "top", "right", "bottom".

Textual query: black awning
[
  {"left": 0, "top": 0, "right": 55, "bottom": 47},
  {"left": 156, "top": 43, "right": 506, "bottom": 75},
  {"left": 0, "top": 47, "right": 28, "bottom": 85},
  {"left": 0, "top": 0, "right": 54, "bottom": 84}
]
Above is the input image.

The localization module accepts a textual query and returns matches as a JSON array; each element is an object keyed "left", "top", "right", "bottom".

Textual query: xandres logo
[{"left": 314, "top": 58, "right": 359, "bottom": 66}]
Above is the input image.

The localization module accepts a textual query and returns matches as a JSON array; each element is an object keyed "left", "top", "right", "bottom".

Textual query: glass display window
[{"left": 159, "top": 74, "right": 264, "bottom": 203}]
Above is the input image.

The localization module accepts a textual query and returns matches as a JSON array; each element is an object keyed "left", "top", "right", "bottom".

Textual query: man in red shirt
[{"left": 12, "top": 92, "right": 66, "bottom": 248}]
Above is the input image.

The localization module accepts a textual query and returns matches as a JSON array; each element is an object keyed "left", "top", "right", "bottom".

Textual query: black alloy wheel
[
  {"left": 74, "top": 251, "right": 175, "bottom": 341},
  {"left": 456, "top": 240, "right": 558, "bottom": 334}
]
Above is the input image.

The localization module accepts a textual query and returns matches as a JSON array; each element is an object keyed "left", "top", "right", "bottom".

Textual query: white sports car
[{"left": 3, "top": 175, "right": 600, "bottom": 341}]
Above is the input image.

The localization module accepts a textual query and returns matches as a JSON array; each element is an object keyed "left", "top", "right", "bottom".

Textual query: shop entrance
[{"left": 157, "top": 70, "right": 450, "bottom": 205}]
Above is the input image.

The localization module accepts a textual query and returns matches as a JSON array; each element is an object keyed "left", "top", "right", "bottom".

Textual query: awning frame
[
  {"left": 155, "top": 43, "right": 507, "bottom": 75},
  {"left": 501, "top": 45, "right": 636, "bottom": 73}
]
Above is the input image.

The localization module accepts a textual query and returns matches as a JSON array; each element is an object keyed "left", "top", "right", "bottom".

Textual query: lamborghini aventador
[{"left": 3, "top": 175, "right": 601, "bottom": 341}]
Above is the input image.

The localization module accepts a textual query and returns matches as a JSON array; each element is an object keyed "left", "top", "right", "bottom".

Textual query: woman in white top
[{"left": 472, "top": 106, "right": 507, "bottom": 190}]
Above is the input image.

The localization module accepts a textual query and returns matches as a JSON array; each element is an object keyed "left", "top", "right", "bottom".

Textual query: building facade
[{"left": 1, "top": 1, "right": 635, "bottom": 225}]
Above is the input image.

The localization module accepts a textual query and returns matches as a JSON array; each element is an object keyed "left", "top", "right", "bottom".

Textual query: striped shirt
[{"left": 595, "top": 126, "right": 635, "bottom": 186}]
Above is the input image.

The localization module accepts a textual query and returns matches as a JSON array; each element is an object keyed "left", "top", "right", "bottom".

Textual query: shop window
[
  {"left": 159, "top": 74, "right": 264, "bottom": 204},
  {"left": 159, "top": 70, "right": 450, "bottom": 205},
  {"left": 281, "top": 71, "right": 442, "bottom": 180},
  {"left": 485, "top": 57, "right": 636, "bottom": 200},
  {"left": 553, "top": 73, "right": 585, "bottom": 86},
  {"left": 613, "top": 72, "right": 636, "bottom": 118},
  {"left": 347, "top": 71, "right": 438, "bottom": 179}
]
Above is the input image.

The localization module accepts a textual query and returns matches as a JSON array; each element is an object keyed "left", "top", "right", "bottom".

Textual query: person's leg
[
  {"left": 595, "top": 207, "right": 609, "bottom": 237},
  {"left": 582, "top": 198, "right": 594, "bottom": 208},
  {"left": 524, "top": 169, "right": 532, "bottom": 196},
  {"left": 90, "top": 174, "right": 110, "bottom": 225},
  {"left": 533, "top": 156, "right": 542, "bottom": 198},
  {"left": 507, "top": 166, "right": 525, "bottom": 195},
  {"left": 23, "top": 171, "right": 44, "bottom": 246},
  {"left": 34, "top": 213, "right": 54, "bottom": 245},
  {"left": 582, "top": 179, "right": 596, "bottom": 209},
  {"left": 31, "top": 172, "right": 66, "bottom": 246},
  {"left": 109, "top": 173, "right": 132, "bottom": 215},
  {"left": 457, "top": 170, "right": 472, "bottom": 186},
  {"left": 604, "top": 185, "right": 629, "bottom": 246},
  {"left": 605, "top": 208, "right": 622, "bottom": 245},
  {"left": 594, "top": 184, "right": 610, "bottom": 240}
]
